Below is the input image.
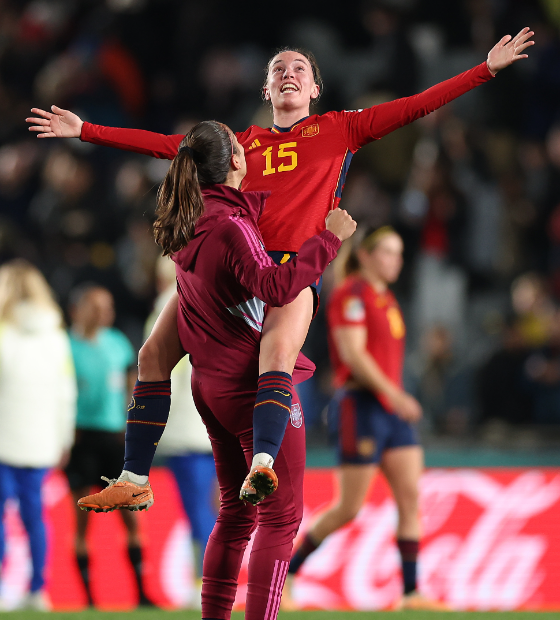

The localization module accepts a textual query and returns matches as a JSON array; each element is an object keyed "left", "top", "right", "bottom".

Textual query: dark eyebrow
[{"left": 272, "top": 57, "right": 309, "bottom": 67}]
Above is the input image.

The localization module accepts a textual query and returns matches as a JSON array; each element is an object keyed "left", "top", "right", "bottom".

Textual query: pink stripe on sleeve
[
  {"left": 237, "top": 217, "right": 274, "bottom": 267},
  {"left": 230, "top": 215, "right": 275, "bottom": 269}
]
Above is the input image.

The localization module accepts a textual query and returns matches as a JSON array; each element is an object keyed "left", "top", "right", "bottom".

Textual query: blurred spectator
[
  {"left": 409, "top": 324, "right": 472, "bottom": 435},
  {"left": 0, "top": 259, "right": 76, "bottom": 611},
  {"left": 511, "top": 272, "right": 555, "bottom": 348},
  {"left": 146, "top": 257, "right": 217, "bottom": 609},
  {"left": 523, "top": 309, "right": 560, "bottom": 425},
  {"left": 403, "top": 150, "right": 469, "bottom": 342},
  {"left": 477, "top": 317, "right": 532, "bottom": 429},
  {"left": 65, "top": 284, "right": 154, "bottom": 608},
  {"left": 343, "top": 0, "right": 418, "bottom": 101}
]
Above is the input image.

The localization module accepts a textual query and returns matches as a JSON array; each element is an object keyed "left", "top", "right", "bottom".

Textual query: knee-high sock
[
  {"left": 124, "top": 380, "right": 171, "bottom": 476},
  {"left": 252, "top": 372, "right": 293, "bottom": 462},
  {"left": 397, "top": 539, "right": 419, "bottom": 594},
  {"left": 128, "top": 544, "right": 151, "bottom": 602},
  {"left": 76, "top": 553, "right": 94, "bottom": 606}
]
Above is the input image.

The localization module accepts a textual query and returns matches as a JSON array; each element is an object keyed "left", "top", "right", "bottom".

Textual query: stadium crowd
[{"left": 1, "top": 0, "right": 560, "bottom": 444}]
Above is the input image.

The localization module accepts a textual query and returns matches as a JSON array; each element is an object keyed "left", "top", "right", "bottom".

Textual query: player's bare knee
[
  {"left": 336, "top": 503, "right": 361, "bottom": 526},
  {"left": 138, "top": 339, "right": 169, "bottom": 379},
  {"left": 260, "top": 346, "right": 298, "bottom": 374}
]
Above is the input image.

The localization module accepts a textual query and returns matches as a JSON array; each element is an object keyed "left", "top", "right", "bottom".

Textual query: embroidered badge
[
  {"left": 127, "top": 396, "right": 135, "bottom": 411},
  {"left": 290, "top": 403, "right": 303, "bottom": 428},
  {"left": 302, "top": 123, "right": 319, "bottom": 137},
  {"left": 357, "top": 437, "right": 376, "bottom": 458},
  {"left": 343, "top": 297, "right": 366, "bottom": 322}
]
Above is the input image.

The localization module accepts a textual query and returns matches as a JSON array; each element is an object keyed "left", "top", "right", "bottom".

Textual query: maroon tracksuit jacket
[
  {"left": 172, "top": 183, "right": 340, "bottom": 620},
  {"left": 172, "top": 183, "right": 340, "bottom": 384}
]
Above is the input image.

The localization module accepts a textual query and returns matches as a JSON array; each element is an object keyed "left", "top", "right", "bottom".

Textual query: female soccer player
[
  {"left": 26, "top": 28, "right": 534, "bottom": 500},
  {"left": 77, "top": 119, "right": 355, "bottom": 620},
  {"left": 285, "top": 227, "right": 444, "bottom": 611}
]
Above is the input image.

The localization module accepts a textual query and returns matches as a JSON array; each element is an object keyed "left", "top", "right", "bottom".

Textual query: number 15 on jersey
[{"left": 262, "top": 142, "right": 298, "bottom": 176}]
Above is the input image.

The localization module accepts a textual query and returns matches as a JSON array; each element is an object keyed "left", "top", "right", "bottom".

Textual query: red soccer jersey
[
  {"left": 327, "top": 275, "right": 406, "bottom": 412},
  {"left": 81, "top": 61, "right": 493, "bottom": 251}
]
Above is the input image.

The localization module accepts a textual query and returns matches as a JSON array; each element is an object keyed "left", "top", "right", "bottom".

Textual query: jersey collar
[{"left": 271, "top": 116, "right": 309, "bottom": 134}]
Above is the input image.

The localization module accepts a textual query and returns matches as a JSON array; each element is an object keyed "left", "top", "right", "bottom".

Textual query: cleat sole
[
  {"left": 77, "top": 498, "right": 154, "bottom": 512},
  {"left": 250, "top": 471, "right": 277, "bottom": 497}
]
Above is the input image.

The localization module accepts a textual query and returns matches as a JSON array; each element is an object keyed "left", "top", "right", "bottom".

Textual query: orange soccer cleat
[
  {"left": 396, "top": 591, "right": 452, "bottom": 611},
  {"left": 78, "top": 476, "right": 154, "bottom": 512},
  {"left": 239, "top": 466, "right": 278, "bottom": 505}
]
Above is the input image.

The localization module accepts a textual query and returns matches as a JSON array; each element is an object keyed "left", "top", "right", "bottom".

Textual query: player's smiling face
[{"left": 263, "top": 51, "right": 320, "bottom": 113}]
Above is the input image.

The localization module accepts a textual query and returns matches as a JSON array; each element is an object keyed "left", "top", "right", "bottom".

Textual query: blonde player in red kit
[
  {"left": 27, "top": 28, "right": 534, "bottom": 505},
  {"left": 285, "top": 227, "right": 446, "bottom": 611}
]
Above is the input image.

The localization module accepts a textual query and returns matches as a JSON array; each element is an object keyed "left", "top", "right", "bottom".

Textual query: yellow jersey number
[
  {"left": 262, "top": 142, "right": 298, "bottom": 176},
  {"left": 387, "top": 307, "right": 406, "bottom": 340}
]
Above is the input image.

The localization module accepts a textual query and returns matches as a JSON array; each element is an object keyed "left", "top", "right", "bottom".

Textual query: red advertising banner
[{"left": 0, "top": 468, "right": 559, "bottom": 611}]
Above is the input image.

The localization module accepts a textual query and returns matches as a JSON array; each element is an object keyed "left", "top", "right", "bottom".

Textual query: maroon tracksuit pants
[{"left": 191, "top": 370, "right": 305, "bottom": 620}]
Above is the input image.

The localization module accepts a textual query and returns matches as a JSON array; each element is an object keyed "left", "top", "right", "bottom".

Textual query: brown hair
[
  {"left": 154, "top": 120, "right": 237, "bottom": 255},
  {"left": 262, "top": 47, "right": 324, "bottom": 105},
  {"left": 342, "top": 225, "right": 399, "bottom": 278}
]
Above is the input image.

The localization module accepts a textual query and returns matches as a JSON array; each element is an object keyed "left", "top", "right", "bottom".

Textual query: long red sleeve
[
  {"left": 337, "top": 61, "right": 494, "bottom": 152},
  {"left": 80, "top": 122, "right": 183, "bottom": 159}
]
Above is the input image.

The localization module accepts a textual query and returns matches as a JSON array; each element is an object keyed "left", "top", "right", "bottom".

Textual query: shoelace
[{"left": 100, "top": 476, "right": 118, "bottom": 487}]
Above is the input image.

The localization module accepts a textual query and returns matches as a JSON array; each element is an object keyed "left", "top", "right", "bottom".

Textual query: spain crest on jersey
[
  {"left": 302, "top": 123, "right": 319, "bottom": 137},
  {"left": 343, "top": 296, "right": 366, "bottom": 322},
  {"left": 290, "top": 403, "right": 303, "bottom": 428}
]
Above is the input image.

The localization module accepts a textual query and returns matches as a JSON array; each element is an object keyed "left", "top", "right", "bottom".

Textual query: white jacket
[{"left": 0, "top": 303, "right": 77, "bottom": 468}]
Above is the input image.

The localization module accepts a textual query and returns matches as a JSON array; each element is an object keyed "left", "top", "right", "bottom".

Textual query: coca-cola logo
[{"left": 291, "top": 470, "right": 560, "bottom": 611}]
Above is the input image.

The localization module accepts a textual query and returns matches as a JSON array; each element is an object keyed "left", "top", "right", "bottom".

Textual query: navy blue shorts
[
  {"left": 331, "top": 388, "right": 419, "bottom": 465},
  {"left": 268, "top": 251, "right": 322, "bottom": 315}
]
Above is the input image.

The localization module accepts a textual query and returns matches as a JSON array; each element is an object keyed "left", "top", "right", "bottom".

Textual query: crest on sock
[{"left": 290, "top": 403, "right": 303, "bottom": 428}]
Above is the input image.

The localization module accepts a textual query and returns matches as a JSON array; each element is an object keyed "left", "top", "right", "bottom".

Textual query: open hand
[
  {"left": 325, "top": 208, "right": 357, "bottom": 241},
  {"left": 487, "top": 27, "right": 534, "bottom": 75},
  {"left": 26, "top": 105, "right": 83, "bottom": 138}
]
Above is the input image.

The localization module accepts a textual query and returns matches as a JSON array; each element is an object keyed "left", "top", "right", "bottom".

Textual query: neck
[
  {"left": 361, "top": 270, "right": 388, "bottom": 293},
  {"left": 272, "top": 106, "right": 310, "bottom": 128},
  {"left": 224, "top": 171, "right": 243, "bottom": 189},
  {"left": 73, "top": 324, "right": 99, "bottom": 341}
]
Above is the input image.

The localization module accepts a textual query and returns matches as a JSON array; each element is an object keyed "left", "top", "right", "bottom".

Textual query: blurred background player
[
  {"left": 65, "top": 283, "right": 155, "bottom": 608},
  {"left": 285, "top": 227, "right": 447, "bottom": 611},
  {"left": 146, "top": 256, "right": 218, "bottom": 608},
  {"left": 0, "top": 260, "right": 76, "bottom": 611}
]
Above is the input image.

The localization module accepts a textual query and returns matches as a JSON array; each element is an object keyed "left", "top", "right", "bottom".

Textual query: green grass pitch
[{"left": 0, "top": 611, "right": 558, "bottom": 619}]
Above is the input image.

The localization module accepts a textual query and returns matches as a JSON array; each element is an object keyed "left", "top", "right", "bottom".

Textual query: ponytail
[{"left": 154, "top": 120, "right": 237, "bottom": 256}]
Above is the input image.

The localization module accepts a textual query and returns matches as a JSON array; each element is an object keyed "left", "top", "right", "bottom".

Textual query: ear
[
  {"left": 262, "top": 87, "right": 271, "bottom": 101},
  {"left": 231, "top": 153, "right": 242, "bottom": 171},
  {"left": 310, "top": 83, "right": 320, "bottom": 100}
]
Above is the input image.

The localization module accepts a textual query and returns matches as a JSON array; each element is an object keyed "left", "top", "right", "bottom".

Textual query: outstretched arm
[
  {"left": 27, "top": 105, "right": 183, "bottom": 159},
  {"left": 340, "top": 27, "right": 534, "bottom": 151}
]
